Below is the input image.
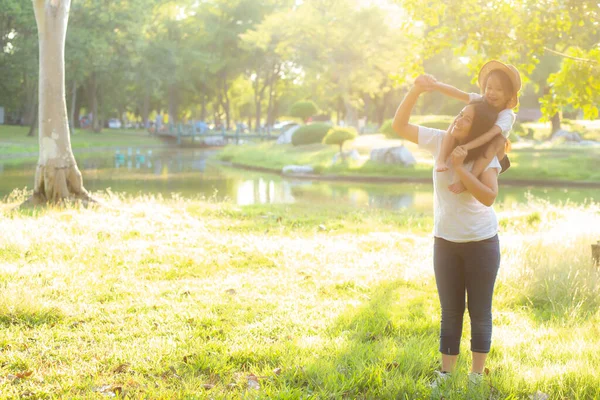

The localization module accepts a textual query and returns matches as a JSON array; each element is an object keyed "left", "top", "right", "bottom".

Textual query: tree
[
  {"left": 323, "top": 127, "right": 358, "bottom": 162},
  {"left": 289, "top": 100, "right": 318, "bottom": 123},
  {"left": 401, "top": 0, "right": 600, "bottom": 132},
  {"left": 29, "top": 0, "right": 91, "bottom": 204}
]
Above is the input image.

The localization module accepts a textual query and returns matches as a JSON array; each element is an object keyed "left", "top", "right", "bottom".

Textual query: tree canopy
[{"left": 1, "top": 0, "right": 596, "bottom": 133}]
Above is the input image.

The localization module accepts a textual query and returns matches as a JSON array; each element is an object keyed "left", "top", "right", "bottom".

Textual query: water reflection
[{"left": 0, "top": 149, "right": 597, "bottom": 210}]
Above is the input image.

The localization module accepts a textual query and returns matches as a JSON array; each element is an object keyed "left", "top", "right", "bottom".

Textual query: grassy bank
[
  {"left": 0, "top": 125, "right": 167, "bottom": 157},
  {"left": 219, "top": 130, "right": 600, "bottom": 183},
  {"left": 0, "top": 193, "right": 599, "bottom": 398}
]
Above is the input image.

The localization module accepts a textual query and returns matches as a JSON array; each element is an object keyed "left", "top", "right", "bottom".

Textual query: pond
[{"left": 0, "top": 148, "right": 597, "bottom": 210}]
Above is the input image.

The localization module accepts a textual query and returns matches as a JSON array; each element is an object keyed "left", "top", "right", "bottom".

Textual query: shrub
[
  {"left": 380, "top": 119, "right": 395, "bottom": 138},
  {"left": 289, "top": 101, "right": 319, "bottom": 123},
  {"left": 323, "top": 127, "right": 358, "bottom": 162},
  {"left": 291, "top": 123, "right": 332, "bottom": 146}
]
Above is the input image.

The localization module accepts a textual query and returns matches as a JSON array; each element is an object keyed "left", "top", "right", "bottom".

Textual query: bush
[
  {"left": 322, "top": 127, "right": 358, "bottom": 147},
  {"left": 380, "top": 119, "right": 395, "bottom": 138},
  {"left": 291, "top": 123, "right": 332, "bottom": 146},
  {"left": 289, "top": 101, "right": 319, "bottom": 123}
]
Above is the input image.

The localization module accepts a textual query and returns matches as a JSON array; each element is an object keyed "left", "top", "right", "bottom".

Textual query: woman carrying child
[
  {"left": 391, "top": 61, "right": 521, "bottom": 397},
  {"left": 422, "top": 61, "right": 522, "bottom": 194}
]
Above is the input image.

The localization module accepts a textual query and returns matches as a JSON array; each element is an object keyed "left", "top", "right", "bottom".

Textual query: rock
[
  {"left": 276, "top": 124, "right": 300, "bottom": 144},
  {"left": 578, "top": 140, "right": 600, "bottom": 147},
  {"left": 370, "top": 146, "right": 416, "bottom": 166},
  {"left": 332, "top": 149, "right": 361, "bottom": 163},
  {"left": 551, "top": 130, "right": 582, "bottom": 142},
  {"left": 282, "top": 165, "right": 314, "bottom": 174}
]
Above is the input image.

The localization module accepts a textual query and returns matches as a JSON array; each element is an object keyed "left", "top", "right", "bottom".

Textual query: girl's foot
[
  {"left": 448, "top": 181, "right": 466, "bottom": 194},
  {"left": 435, "top": 162, "right": 449, "bottom": 172}
]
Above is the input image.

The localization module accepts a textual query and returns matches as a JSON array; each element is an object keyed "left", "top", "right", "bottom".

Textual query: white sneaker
[
  {"left": 430, "top": 371, "right": 451, "bottom": 398},
  {"left": 467, "top": 372, "right": 487, "bottom": 399}
]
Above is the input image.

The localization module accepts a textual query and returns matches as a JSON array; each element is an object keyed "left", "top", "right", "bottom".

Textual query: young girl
[{"left": 418, "top": 61, "right": 521, "bottom": 194}]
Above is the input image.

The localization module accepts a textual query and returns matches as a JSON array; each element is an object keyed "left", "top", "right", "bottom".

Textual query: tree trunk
[
  {"left": 339, "top": 143, "right": 345, "bottom": 162},
  {"left": 28, "top": 0, "right": 92, "bottom": 205},
  {"left": 23, "top": 76, "right": 38, "bottom": 126},
  {"left": 87, "top": 73, "right": 101, "bottom": 132},
  {"left": 168, "top": 84, "right": 177, "bottom": 124},
  {"left": 551, "top": 112, "right": 561, "bottom": 134},
  {"left": 28, "top": 102, "right": 38, "bottom": 137},
  {"left": 69, "top": 79, "right": 76, "bottom": 131},
  {"left": 222, "top": 78, "right": 231, "bottom": 131},
  {"left": 200, "top": 94, "right": 206, "bottom": 121},
  {"left": 142, "top": 88, "right": 149, "bottom": 129}
]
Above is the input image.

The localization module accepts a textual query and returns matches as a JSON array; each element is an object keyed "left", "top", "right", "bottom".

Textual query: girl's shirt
[
  {"left": 469, "top": 93, "right": 515, "bottom": 138},
  {"left": 418, "top": 125, "right": 501, "bottom": 243}
]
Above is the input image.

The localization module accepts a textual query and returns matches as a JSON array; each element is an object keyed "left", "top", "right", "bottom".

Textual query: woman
[{"left": 392, "top": 76, "right": 502, "bottom": 395}]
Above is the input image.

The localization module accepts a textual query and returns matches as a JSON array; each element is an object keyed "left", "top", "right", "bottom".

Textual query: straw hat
[{"left": 478, "top": 60, "right": 522, "bottom": 109}]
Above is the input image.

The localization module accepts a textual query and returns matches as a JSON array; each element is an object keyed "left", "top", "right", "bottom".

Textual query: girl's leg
[
  {"left": 448, "top": 135, "right": 505, "bottom": 194},
  {"left": 433, "top": 237, "right": 465, "bottom": 372},
  {"left": 435, "top": 131, "right": 456, "bottom": 172},
  {"left": 461, "top": 235, "right": 501, "bottom": 373}
]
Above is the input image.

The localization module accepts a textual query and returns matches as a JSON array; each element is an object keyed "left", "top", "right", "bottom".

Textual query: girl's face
[
  {"left": 484, "top": 74, "right": 510, "bottom": 109},
  {"left": 450, "top": 105, "right": 475, "bottom": 142}
]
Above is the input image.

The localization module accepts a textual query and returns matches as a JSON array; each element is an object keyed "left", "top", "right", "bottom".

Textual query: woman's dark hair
[
  {"left": 484, "top": 70, "right": 514, "bottom": 100},
  {"left": 462, "top": 100, "right": 499, "bottom": 164}
]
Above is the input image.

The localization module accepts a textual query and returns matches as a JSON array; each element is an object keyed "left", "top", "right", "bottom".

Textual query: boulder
[
  {"left": 370, "top": 146, "right": 416, "bottom": 166},
  {"left": 276, "top": 124, "right": 300, "bottom": 144},
  {"left": 332, "top": 149, "right": 361, "bottom": 163},
  {"left": 282, "top": 165, "right": 314, "bottom": 175},
  {"left": 551, "top": 130, "right": 582, "bottom": 142}
]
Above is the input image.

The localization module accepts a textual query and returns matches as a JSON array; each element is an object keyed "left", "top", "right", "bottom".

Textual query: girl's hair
[
  {"left": 462, "top": 100, "right": 499, "bottom": 164},
  {"left": 484, "top": 70, "right": 515, "bottom": 103}
]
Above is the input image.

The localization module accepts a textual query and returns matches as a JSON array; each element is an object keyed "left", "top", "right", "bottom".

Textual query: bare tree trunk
[
  {"left": 28, "top": 0, "right": 92, "bottom": 206},
  {"left": 551, "top": 112, "right": 561, "bottom": 134},
  {"left": 69, "top": 79, "right": 77, "bottom": 131},
  {"left": 142, "top": 88, "right": 149, "bottom": 128},
  {"left": 200, "top": 94, "right": 206, "bottom": 121},
  {"left": 23, "top": 75, "right": 38, "bottom": 126},
  {"left": 28, "top": 102, "right": 38, "bottom": 137}
]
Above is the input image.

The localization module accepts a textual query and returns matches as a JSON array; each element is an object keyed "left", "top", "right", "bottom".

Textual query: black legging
[{"left": 433, "top": 235, "right": 501, "bottom": 355}]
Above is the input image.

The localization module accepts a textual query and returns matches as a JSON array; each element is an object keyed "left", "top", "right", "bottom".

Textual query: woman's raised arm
[{"left": 392, "top": 86, "right": 425, "bottom": 144}]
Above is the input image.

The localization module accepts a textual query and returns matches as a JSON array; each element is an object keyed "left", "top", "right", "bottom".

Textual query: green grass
[
  {"left": 0, "top": 125, "right": 167, "bottom": 156},
  {"left": 219, "top": 133, "right": 600, "bottom": 183},
  {"left": 0, "top": 192, "right": 599, "bottom": 398}
]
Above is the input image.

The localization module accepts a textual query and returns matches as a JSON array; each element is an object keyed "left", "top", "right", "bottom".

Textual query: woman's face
[
  {"left": 450, "top": 105, "right": 475, "bottom": 142},
  {"left": 484, "top": 74, "right": 509, "bottom": 109}
]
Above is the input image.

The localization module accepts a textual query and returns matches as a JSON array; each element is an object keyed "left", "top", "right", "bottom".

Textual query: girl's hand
[
  {"left": 451, "top": 146, "right": 467, "bottom": 167},
  {"left": 414, "top": 74, "right": 437, "bottom": 92}
]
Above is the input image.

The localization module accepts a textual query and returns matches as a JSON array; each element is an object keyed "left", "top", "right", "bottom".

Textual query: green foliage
[
  {"left": 289, "top": 100, "right": 319, "bottom": 123},
  {"left": 380, "top": 120, "right": 395, "bottom": 138},
  {"left": 540, "top": 48, "right": 600, "bottom": 121},
  {"left": 291, "top": 123, "right": 331, "bottom": 146},
  {"left": 402, "top": 0, "right": 600, "bottom": 121},
  {"left": 322, "top": 127, "right": 358, "bottom": 146}
]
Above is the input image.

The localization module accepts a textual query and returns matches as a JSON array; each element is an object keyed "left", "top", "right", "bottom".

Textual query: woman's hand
[
  {"left": 451, "top": 146, "right": 467, "bottom": 167},
  {"left": 413, "top": 74, "right": 437, "bottom": 92}
]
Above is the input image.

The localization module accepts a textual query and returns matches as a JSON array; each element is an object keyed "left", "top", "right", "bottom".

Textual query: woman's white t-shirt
[{"left": 418, "top": 126, "right": 502, "bottom": 243}]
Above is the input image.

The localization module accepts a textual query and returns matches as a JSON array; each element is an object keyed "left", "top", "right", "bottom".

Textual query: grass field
[
  {"left": 0, "top": 192, "right": 599, "bottom": 399},
  {"left": 0, "top": 126, "right": 166, "bottom": 157}
]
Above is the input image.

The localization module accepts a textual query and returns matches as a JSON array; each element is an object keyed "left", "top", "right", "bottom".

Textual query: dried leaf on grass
[
  {"left": 247, "top": 374, "right": 260, "bottom": 390},
  {"left": 113, "top": 363, "right": 130, "bottom": 374},
  {"left": 93, "top": 384, "right": 123, "bottom": 398}
]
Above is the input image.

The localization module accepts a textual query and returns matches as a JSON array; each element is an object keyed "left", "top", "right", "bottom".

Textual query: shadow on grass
[
  {"left": 0, "top": 307, "right": 64, "bottom": 328},
  {"left": 276, "top": 280, "right": 440, "bottom": 399}
]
